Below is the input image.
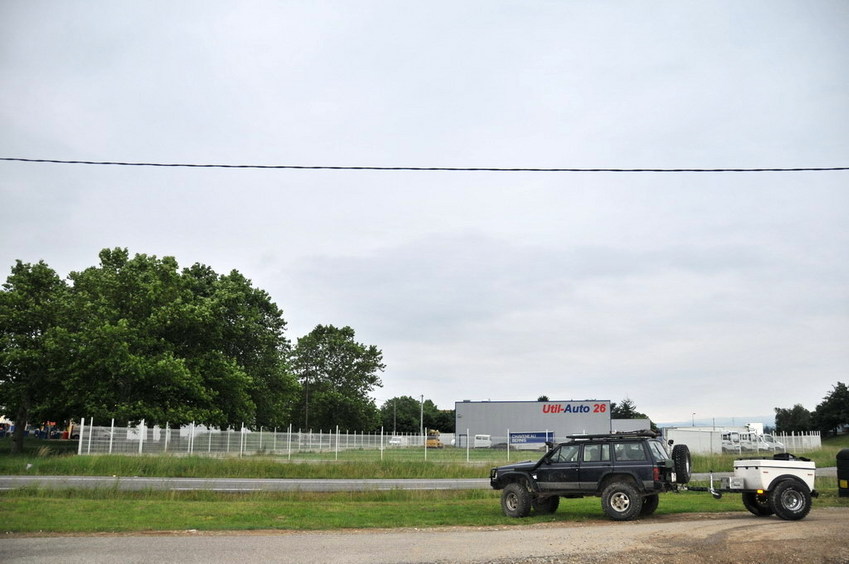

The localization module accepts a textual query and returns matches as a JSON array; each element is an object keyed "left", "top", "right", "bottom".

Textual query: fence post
[
  {"left": 138, "top": 420, "right": 145, "bottom": 455},
  {"left": 86, "top": 418, "right": 94, "bottom": 454},
  {"left": 109, "top": 418, "right": 115, "bottom": 454},
  {"left": 507, "top": 428, "right": 510, "bottom": 461},
  {"left": 77, "top": 418, "right": 85, "bottom": 455},
  {"left": 466, "top": 428, "right": 470, "bottom": 462}
]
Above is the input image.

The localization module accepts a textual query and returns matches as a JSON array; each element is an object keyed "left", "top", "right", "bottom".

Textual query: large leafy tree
[
  {"left": 611, "top": 397, "right": 647, "bottom": 419},
  {"left": 56, "top": 248, "right": 296, "bottom": 427},
  {"left": 0, "top": 261, "right": 68, "bottom": 453},
  {"left": 380, "top": 396, "right": 423, "bottom": 434},
  {"left": 774, "top": 404, "right": 814, "bottom": 433},
  {"left": 813, "top": 382, "right": 849, "bottom": 436},
  {"left": 378, "top": 396, "right": 454, "bottom": 434},
  {"left": 291, "top": 325, "right": 384, "bottom": 432}
]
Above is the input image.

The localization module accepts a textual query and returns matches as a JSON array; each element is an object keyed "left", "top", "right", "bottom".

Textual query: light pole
[{"left": 420, "top": 395, "right": 424, "bottom": 440}]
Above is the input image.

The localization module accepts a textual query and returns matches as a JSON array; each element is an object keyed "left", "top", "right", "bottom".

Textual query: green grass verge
[
  {"left": 3, "top": 434, "right": 846, "bottom": 478},
  {"left": 10, "top": 488, "right": 841, "bottom": 534},
  {"left": 2, "top": 434, "right": 847, "bottom": 533}
]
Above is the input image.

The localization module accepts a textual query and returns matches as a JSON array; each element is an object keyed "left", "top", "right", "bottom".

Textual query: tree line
[
  {"left": 774, "top": 382, "right": 849, "bottom": 436},
  {"left": 0, "top": 249, "right": 413, "bottom": 453}
]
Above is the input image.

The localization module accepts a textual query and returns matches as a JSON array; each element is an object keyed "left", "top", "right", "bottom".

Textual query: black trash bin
[{"left": 838, "top": 448, "right": 849, "bottom": 498}]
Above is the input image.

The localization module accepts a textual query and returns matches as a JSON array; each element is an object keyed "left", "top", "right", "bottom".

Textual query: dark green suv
[{"left": 489, "top": 432, "right": 691, "bottom": 521}]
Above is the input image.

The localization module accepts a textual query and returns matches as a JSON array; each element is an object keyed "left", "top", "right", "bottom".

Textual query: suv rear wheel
[
  {"left": 501, "top": 482, "right": 532, "bottom": 518},
  {"left": 601, "top": 481, "right": 643, "bottom": 521}
]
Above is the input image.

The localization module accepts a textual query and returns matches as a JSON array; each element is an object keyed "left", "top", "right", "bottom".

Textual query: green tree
[
  {"left": 611, "top": 397, "right": 644, "bottom": 419},
  {"left": 813, "top": 382, "right": 849, "bottom": 436},
  {"left": 774, "top": 404, "right": 813, "bottom": 433},
  {"left": 380, "top": 396, "right": 423, "bottom": 433},
  {"left": 0, "top": 260, "right": 68, "bottom": 453},
  {"left": 291, "top": 325, "right": 384, "bottom": 431},
  {"left": 610, "top": 397, "right": 656, "bottom": 431},
  {"left": 429, "top": 408, "right": 456, "bottom": 433},
  {"left": 56, "top": 249, "right": 296, "bottom": 427}
]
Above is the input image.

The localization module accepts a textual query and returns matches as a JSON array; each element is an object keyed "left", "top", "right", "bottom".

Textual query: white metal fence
[
  {"left": 74, "top": 419, "right": 555, "bottom": 460},
  {"left": 773, "top": 431, "right": 822, "bottom": 452},
  {"left": 663, "top": 428, "right": 822, "bottom": 455}
]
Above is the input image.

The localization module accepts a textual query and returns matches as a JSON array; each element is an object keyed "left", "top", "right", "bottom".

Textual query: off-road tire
[
  {"left": 741, "top": 492, "right": 773, "bottom": 517},
  {"left": 533, "top": 495, "right": 560, "bottom": 514},
  {"left": 639, "top": 494, "right": 659, "bottom": 517},
  {"left": 671, "top": 444, "right": 692, "bottom": 484},
  {"left": 601, "top": 481, "right": 643, "bottom": 521},
  {"left": 501, "top": 482, "right": 532, "bottom": 518},
  {"left": 769, "top": 479, "right": 812, "bottom": 521}
]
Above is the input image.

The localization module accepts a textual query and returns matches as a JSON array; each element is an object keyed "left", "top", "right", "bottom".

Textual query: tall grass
[{"left": 2, "top": 434, "right": 846, "bottom": 479}]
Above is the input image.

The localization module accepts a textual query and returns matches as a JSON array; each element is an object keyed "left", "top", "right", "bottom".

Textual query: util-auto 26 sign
[{"left": 541, "top": 402, "right": 608, "bottom": 414}]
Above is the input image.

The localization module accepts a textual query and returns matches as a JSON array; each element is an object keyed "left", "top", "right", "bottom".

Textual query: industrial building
[{"left": 454, "top": 399, "right": 615, "bottom": 449}]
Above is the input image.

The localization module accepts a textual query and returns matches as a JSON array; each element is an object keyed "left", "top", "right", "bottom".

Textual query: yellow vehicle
[{"left": 426, "top": 429, "right": 444, "bottom": 449}]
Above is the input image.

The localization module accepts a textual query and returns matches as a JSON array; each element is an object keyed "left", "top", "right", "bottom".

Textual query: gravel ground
[{"left": 2, "top": 508, "right": 847, "bottom": 563}]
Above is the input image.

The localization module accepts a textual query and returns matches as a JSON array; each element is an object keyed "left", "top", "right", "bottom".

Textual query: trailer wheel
[
  {"left": 769, "top": 479, "right": 812, "bottom": 521},
  {"left": 671, "top": 444, "right": 692, "bottom": 484},
  {"left": 533, "top": 495, "right": 560, "bottom": 514},
  {"left": 640, "top": 494, "right": 659, "bottom": 517},
  {"left": 601, "top": 482, "right": 643, "bottom": 521},
  {"left": 742, "top": 492, "right": 773, "bottom": 517},
  {"left": 501, "top": 483, "right": 532, "bottom": 518}
]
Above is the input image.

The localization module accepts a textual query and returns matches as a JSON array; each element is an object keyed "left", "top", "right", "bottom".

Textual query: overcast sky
[{"left": 2, "top": 1, "right": 848, "bottom": 424}]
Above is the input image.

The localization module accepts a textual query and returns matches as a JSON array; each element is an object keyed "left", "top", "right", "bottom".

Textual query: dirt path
[{"left": 2, "top": 509, "right": 848, "bottom": 563}]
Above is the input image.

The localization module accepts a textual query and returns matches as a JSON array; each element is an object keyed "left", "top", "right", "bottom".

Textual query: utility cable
[{"left": 2, "top": 157, "right": 848, "bottom": 173}]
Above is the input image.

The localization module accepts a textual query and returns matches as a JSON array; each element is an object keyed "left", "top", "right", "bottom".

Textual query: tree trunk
[{"left": 11, "top": 404, "right": 28, "bottom": 454}]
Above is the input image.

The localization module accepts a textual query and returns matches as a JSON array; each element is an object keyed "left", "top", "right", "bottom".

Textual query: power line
[{"left": 2, "top": 156, "right": 848, "bottom": 173}]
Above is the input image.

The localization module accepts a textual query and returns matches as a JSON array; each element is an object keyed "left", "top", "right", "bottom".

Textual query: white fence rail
[
  {"left": 773, "top": 431, "right": 822, "bottom": 452},
  {"left": 663, "top": 428, "right": 821, "bottom": 455},
  {"left": 75, "top": 419, "right": 440, "bottom": 457},
  {"left": 74, "top": 419, "right": 555, "bottom": 460}
]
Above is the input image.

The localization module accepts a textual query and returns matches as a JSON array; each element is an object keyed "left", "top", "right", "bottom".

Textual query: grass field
[{"left": 1, "top": 434, "right": 847, "bottom": 533}]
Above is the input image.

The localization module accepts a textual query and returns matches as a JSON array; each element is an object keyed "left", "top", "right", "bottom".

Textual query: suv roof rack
[{"left": 565, "top": 431, "right": 658, "bottom": 441}]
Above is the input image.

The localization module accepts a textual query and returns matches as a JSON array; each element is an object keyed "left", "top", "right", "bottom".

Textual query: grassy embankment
[{"left": 1, "top": 434, "right": 847, "bottom": 533}]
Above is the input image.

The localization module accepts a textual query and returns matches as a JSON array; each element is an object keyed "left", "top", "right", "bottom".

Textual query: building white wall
[{"left": 454, "top": 400, "right": 611, "bottom": 445}]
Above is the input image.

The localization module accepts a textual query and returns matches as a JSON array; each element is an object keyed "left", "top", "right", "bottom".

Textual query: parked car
[{"left": 490, "top": 431, "right": 691, "bottom": 521}]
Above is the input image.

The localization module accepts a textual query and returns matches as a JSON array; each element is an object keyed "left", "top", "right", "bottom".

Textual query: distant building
[{"left": 454, "top": 400, "right": 613, "bottom": 448}]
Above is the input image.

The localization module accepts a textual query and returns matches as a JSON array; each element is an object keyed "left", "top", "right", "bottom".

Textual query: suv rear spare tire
[{"left": 671, "top": 444, "right": 692, "bottom": 484}]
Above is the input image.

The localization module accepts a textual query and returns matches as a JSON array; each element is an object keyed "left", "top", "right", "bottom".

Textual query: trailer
[{"left": 686, "top": 453, "right": 818, "bottom": 520}]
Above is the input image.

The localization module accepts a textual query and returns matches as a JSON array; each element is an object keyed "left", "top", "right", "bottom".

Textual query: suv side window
[
  {"left": 551, "top": 444, "right": 580, "bottom": 463},
  {"left": 648, "top": 440, "right": 669, "bottom": 461},
  {"left": 582, "top": 443, "right": 610, "bottom": 462},
  {"left": 614, "top": 442, "right": 647, "bottom": 461}
]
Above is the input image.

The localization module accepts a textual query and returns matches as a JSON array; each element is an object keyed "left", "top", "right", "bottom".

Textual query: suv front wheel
[
  {"left": 601, "top": 481, "right": 643, "bottom": 521},
  {"left": 501, "top": 482, "right": 532, "bottom": 518}
]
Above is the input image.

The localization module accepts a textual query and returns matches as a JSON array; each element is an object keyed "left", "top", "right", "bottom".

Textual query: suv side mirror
[{"left": 667, "top": 439, "right": 674, "bottom": 446}]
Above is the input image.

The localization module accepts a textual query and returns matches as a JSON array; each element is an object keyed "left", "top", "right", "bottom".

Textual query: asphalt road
[
  {"left": 2, "top": 509, "right": 847, "bottom": 563},
  {"left": 1, "top": 468, "right": 836, "bottom": 492},
  {"left": 0, "top": 475, "right": 489, "bottom": 492}
]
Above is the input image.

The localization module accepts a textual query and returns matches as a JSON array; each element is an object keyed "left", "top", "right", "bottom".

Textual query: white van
[{"left": 473, "top": 434, "right": 492, "bottom": 448}]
